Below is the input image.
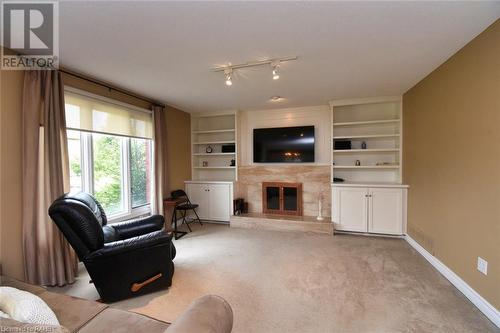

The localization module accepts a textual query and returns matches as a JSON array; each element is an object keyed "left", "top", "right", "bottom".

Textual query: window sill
[{"left": 108, "top": 205, "right": 152, "bottom": 223}]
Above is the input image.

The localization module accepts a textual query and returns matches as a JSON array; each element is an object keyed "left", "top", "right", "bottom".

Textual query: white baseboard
[{"left": 405, "top": 235, "right": 500, "bottom": 328}]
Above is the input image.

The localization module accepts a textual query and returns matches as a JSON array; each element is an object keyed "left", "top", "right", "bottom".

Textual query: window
[
  {"left": 92, "top": 133, "right": 124, "bottom": 215},
  {"left": 130, "top": 138, "right": 152, "bottom": 208},
  {"left": 65, "top": 88, "right": 154, "bottom": 221}
]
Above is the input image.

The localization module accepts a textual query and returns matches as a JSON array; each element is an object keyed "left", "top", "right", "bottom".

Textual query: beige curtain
[
  {"left": 22, "top": 70, "right": 78, "bottom": 286},
  {"left": 153, "top": 105, "right": 169, "bottom": 215}
]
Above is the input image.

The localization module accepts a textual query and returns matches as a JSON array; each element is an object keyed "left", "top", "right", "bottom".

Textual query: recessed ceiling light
[{"left": 270, "top": 96, "right": 284, "bottom": 102}]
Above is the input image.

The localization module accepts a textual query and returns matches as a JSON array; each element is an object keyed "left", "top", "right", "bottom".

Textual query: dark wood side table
[{"left": 163, "top": 198, "right": 188, "bottom": 240}]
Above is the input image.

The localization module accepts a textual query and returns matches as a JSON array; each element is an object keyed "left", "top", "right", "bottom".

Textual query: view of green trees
[
  {"left": 130, "top": 139, "right": 149, "bottom": 207},
  {"left": 93, "top": 135, "right": 122, "bottom": 214},
  {"left": 68, "top": 133, "right": 150, "bottom": 215}
]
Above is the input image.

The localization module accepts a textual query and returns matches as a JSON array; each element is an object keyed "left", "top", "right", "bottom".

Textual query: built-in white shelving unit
[
  {"left": 329, "top": 96, "right": 403, "bottom": 183},
  {"left": 191, "top": 111, "right": 238, "bottom": 181}
]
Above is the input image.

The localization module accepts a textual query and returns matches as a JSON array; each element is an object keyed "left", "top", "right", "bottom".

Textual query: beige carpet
[{"left": 50, "top": 223, "right": 498, "bottom": 333}]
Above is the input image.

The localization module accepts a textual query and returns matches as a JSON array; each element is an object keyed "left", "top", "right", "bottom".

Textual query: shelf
[
  {"left": 193, "top": 141, "right": 236, "bottom": 145},
  {"left": 333, "top": 119, "right": 400, "bottom": 126},
  {"left": 333, "top": 165, "right": 400, "bottom": 169},
  {"left": 193, "top": 153, "right": 236, "bottom": 156},
  {"left": 193, "top": 166, "right": 236, "bottom": 169},
  {"left": 333, "top": 149, "right": 399, "bottom": 153},
  {"left": 193, "top": 129, "right": 235, "bottom": 134},
  {"left": 333, "top": 134, "right": 400, "bottom": 140}
]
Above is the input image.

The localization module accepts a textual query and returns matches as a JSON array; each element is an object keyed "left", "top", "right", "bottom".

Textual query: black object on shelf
[
  {"left": 333, "top": 177, "right": 345, "bottom": 183},
  {"left": 233, "top": 198, "right": 245, "bottom": 215},
  {"left": 222, "top": 144, "right": 236, "bottom": 153},
  {"left": 334, "top": 140, "right": 351, "bottom": 150}
]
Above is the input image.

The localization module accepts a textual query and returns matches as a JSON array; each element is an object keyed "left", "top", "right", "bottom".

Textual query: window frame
[
  {"left": 64, "top": 86, "right": 155, "bottom": 222},
  {"left": 71, "top": 130, "right": 153, "bottom": 223}
]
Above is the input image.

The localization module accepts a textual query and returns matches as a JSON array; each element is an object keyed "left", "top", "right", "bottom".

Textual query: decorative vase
[
  {"left": 317, "top": 195, "right": 324, "bottom": 221},
  {"left": 361, "top": 141, "right": 367, "bottom": 149}
]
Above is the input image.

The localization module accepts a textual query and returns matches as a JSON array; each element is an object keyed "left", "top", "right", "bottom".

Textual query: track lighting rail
[{"left": 211, "top": 56, "right": 297, "bottom": 72}]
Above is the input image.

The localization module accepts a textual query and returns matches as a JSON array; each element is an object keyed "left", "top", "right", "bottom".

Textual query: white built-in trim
[
  {"left": 405, "top": 235, "right": 500, "bottom": 328},
  {"left": 331, "top": 182, "right": 408, "bottom": 188},
  {"left": 185, "top": 180, "right": 234, "bottom": 184},
  {"left": 329, "top": 96, "right": 401, "bottom": 107}
]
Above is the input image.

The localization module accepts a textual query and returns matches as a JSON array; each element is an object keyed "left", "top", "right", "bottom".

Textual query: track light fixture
[
  {"left": 271, "top": 61, "right": 280, "bottom": 80},
  {"left": 224, "top": 69, "right": 232, "bottom": 86},
  {"left": 212, "top": 56, "right": 297, "bottom": 86}
]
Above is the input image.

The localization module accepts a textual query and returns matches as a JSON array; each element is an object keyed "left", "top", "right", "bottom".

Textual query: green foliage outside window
[
  {"left": 67, "top": 131, "right": 151, "bottom": 216},
  {"left": 93, "top": 135, "right": 122, "bottom": 214},
  {"left": 70, "top": 159, "right": 81, "bottom": 176},
  {"left": 130, "top": 139, "right": 149, "bottom": 208}
]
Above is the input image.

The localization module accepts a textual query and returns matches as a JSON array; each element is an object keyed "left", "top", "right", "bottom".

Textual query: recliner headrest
[{"left": 49, "top": 192, "right": 106, "bottom": 259}]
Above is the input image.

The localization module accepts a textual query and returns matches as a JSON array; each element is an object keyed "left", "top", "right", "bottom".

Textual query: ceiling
[{"left": 59, "top": 1, "right": 500, "bottom": 113}]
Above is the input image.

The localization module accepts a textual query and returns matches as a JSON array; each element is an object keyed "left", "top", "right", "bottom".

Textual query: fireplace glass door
[
  {"left": 262, "top": 182, "right": 302, "bottom": 216},
  {"left": 283, "top": 187, "right": 298, "bottom": 212},
  {"left": 266, "top": 186, "right": 280, "bottom": 210}
]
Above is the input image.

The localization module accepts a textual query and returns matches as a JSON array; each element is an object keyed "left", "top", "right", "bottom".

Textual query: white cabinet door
[
  {"left": 208, "top": 184, "right": 231, "bottom": 221},
  {"left": 368, "top": 188, "right": 403, "bottom": 235},
  {"left": 186, "top": 183, "right": 210, "bottom": 220},
  {"left": 333, "top": 187, "right": 368, "bottom": 232}
]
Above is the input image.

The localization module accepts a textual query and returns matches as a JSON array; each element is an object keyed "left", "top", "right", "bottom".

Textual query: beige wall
[
  {"left": 166, "top": 106, "right": 191, "bottom": 193},
  {"left": 403, "top": 20, "right": 500, "bottom": 309},
  {"left": 0, "top": 67, "right": 25, "bottom": 280},
  {"left": 0, "top": 67, "right": 191, "bottom": 281}
]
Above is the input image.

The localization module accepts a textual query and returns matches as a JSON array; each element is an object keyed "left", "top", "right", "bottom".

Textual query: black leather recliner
[{"left": 48, "top": 192, "right": 176, "bottom": 302}]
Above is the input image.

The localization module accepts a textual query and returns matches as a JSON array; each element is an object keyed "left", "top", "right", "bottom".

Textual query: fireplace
[{"left": 262, "top": 182, "right": 303, "bottom": 216}]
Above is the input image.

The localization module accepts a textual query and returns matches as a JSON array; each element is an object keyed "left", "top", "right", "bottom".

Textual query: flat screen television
[{"left": 253, "top": 126, "right": 315, "bottom": 163}]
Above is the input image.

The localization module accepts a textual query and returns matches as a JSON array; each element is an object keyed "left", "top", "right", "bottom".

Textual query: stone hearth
[{"left": 230, "top": 213, "right": 333, "bottom": 235}]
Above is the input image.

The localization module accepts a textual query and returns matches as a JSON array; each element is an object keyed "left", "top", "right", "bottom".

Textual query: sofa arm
[
  {"left": 110, "top": 215, "right": 165, "bottom": 240},
  {"left": 165, "top": 295, "right": 233, "bottom": 333}
]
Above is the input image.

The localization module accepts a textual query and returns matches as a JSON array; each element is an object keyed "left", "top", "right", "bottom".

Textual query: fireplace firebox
[{"left": 262, "top": 182, "right": 303, "bottom": 216}]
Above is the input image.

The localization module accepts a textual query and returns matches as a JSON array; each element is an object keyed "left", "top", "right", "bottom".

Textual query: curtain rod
[{"left": 59, "top": 68, "right": 166, "bottom": 108}]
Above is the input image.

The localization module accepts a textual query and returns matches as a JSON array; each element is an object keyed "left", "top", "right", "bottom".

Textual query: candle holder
[{"left": 317, "top": 194, "right": 324, "bottom": 221}]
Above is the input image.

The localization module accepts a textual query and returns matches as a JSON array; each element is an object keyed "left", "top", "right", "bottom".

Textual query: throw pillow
[{"left": 0, "top": 287, "right": 59, "bottom": 326}]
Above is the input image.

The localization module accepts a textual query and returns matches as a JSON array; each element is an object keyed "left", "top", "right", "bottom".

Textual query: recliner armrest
[
  {"left": 87, "top": 230, "right": 172, "bottom": 259},
  {"left": 110, "top": 215, "right": 165, "bottom": 240}
]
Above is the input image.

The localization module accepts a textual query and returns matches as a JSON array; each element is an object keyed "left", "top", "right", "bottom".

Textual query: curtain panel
[
  {"left": 22, "top": 70, "right": 78, "bottom": 286},
  {"left": 153, "top": 105, "right": 169, "bottom": 215}
]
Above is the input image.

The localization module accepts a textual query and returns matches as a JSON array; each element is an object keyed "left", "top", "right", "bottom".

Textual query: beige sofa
[{"left": 0, "top": 276, "right": 233, "bottom": 333}]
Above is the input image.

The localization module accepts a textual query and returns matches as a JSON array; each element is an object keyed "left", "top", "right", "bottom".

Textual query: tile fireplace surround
[{"left": 235, "top": 165, "right": 331, "bottom": 218}]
